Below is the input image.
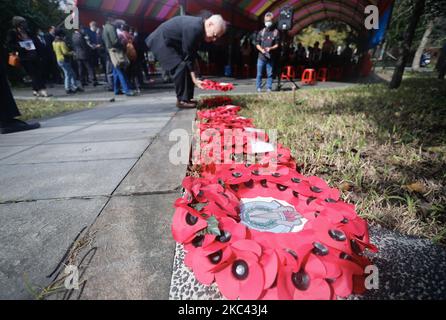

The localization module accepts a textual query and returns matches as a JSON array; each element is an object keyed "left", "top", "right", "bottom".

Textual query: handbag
[
  {"left": 126, "top": 42, "right": 137, "bottom": 62},
  {"left": 108, "top": 48, "right": 129, "bottom": 69},
  {"left": 8, "top": 53, "right": 20, "bottom": 68}
]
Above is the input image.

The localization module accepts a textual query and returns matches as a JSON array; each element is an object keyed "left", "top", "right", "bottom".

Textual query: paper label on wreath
[
  {"left": 240, "top": 197, "right": 308, "bottom": 233},
  {"left": 19, "top": 40, "right": 36, "bottom": 51},
  {"left": 249, "top": 139, "right": 275, "bottom": 153}
]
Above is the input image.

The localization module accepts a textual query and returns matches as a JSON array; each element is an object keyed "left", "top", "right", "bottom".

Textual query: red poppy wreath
[
  {"left": 201, "top": 79, "right": 235, "bottom": 92},
  {"left": 172, "top": 101, "right": 378, "bottom": 300}
]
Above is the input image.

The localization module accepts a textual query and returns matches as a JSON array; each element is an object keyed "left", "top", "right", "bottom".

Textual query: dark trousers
[
  {"left": 170, "top": 61, "right": 194, "bottom": 101},
  {"left": 21, "top": 59, "right": 46, "bottom": 91},
  {"left": 0, "top": 65, "right": 20, "bottom": 121},
  {"left": 105, "top": 54, "right": 114, "bottom": 89},
  {"left": 76, "top": 59, "right": 96, "bottom": 84}
]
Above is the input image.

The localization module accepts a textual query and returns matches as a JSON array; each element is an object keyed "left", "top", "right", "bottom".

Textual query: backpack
[{"left": 126, "top": 41, "right": 137, "bottom": 62}]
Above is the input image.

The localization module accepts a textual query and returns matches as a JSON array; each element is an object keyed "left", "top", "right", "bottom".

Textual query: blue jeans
[
  {"left": 58, "top": 61, "right": 77, "bottom": 91},
  {"left": 112, "top": 66, "right": 130, "bottom": 94},
  {"left": 256, "top": 58, "right": 274, "bottom": 90}
]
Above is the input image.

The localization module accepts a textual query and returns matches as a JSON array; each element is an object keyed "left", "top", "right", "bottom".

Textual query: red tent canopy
[{"left": 75, "top": 0, "right": 392, "bottom": 36}]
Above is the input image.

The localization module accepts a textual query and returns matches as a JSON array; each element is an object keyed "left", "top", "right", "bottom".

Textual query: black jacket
[
  {"left": 145, "top": 16, "right": 204, "bottom": 72},
  {"left": 6, "top": 29, "right": 43, "bottom": 62},
  {"left": 72, "top": 31, "right": 91, "bottom": 60}
]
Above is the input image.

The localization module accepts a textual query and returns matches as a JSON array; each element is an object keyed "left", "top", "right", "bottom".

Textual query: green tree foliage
[
  {"left": 294, "top": 21, "right": 353, "bottom": 49},
  {"left": 0, "top": 0, "right": 65, "bottom": 44},
  {"left": 387, "top": 0, "right": 446, "bottom": 49}
]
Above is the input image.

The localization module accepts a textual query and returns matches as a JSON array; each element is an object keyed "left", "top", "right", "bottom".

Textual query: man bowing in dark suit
[{"left": 146, "top": 14, "right": 226, "bottom": 108}]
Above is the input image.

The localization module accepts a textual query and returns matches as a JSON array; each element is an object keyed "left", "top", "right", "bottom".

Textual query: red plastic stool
[
  {"left": 281, "top": 65, "right": 296, "bottom": 80},
  {"left": 301, "top": 69, "right": 317, "bottom": 85},
  {"left": 317, "top": 68, "right": 329, "bottom": 82}
]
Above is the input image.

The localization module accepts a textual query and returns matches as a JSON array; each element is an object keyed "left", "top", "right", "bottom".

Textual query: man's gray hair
[
  {"left": 207, "top": 14, "right": 227, "bottom": 32},
  {"left": 265, "top": 12, "right": 274, "bottom": 19}
]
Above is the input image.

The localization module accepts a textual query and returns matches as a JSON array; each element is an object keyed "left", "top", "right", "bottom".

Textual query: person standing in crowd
[
  {"left": 36, "top": 28, "right": 59, "bottom": 86},
  {"left": 134, "top": 30, "right": 150, "bottom": 83},
  {"left": 341, "top": 42, "right": 353, "bottom": 65},
  {"left": 84, "top": 21, "right": 101, "bottom": 83},
  {"left": 102, "top": 15, "right": 135, "bottom": 96},
  {"left": 96, "top": 27, "right": 109, "bottom": 84},
  {"left": 44, "top": 26, "right": 63, "bottom": 85},
  {"left": 310, "top": 41, "right": 321, "bottom": 67},
  {"left": 146, "top": 14, "right": 227, "bottom": 108},
  {"left": 295, "top": 42, "right": 307, "bottom": 66},
  {"left": 0, "top": 45, "right": 40, "bottom": 134},
  {"left": 322, "top": 35, "right": 335, "bottom": 66},
  {"left": 118, "top": 24, "right": 140, "bottom": 93},
  {"left": 255, "top": 12, "right": 279, "bottom": 93},
  {"left": 52, "top": 29, "right": 81, "bottom": 94},
  {"left": 72, "top": 28, "right": 98, "bottom": 87},
  {"left": 6, "top": 16, "right": 51, "bottom": 97}
]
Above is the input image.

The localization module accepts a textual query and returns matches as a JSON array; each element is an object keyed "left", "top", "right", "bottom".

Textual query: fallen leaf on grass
[
  {"left": 404, "top": 182, "right": 427, "bottom": 194},
  {"left": 339, "top": 181, "right": 354, "bottom": 192}
]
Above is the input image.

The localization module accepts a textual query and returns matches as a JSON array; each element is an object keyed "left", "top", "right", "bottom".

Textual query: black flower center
[
  {"left": 328, "top": 229, "right": 346, "bottom": 241},
  {"left": 350, "top": 239, "right": 362, "bottom": 254},
  {"left": 252, "top": 170, "right": 260, "bottom": 176},
  {"left": 292, "top": 270, "right": 310, "bottom": 291},
  {"left": 244, "top": 179, "right": 254, "bottom": 188},
  {"left": 306, "top": 197, "right": 317, "bottom": 205},
  {"left": 192, "top": 235, "right": 204, "bottom": 247},
  {"left": 291, "top": 177, "right": 301, "bottom": 183},
  {"left": 217, "top": 230, "right": 232, "bottom": 243},
  {"left": 208, "top": 250, "right": 223, "bottom": 264},
  {"left": 340, "top": 252, "right": 352, "bottom": 260},
  {"left": 186, "top": 213, "right": 198, "bottom": 226},
  {"left": 232, "top": 260, "right": 249, "bottom": 280},
  {"left": 312, "top": 242, "right": 329, "bottom": 256}
]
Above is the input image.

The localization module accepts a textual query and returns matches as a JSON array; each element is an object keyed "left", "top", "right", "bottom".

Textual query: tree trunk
[
  {"left": 412, "top": 19, "right": 435, "bottom": 71},
  {"left": 389, "top": 0, "right": 426, "bottom": 89}
]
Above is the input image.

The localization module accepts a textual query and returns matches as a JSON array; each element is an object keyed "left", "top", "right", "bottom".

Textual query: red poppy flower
[
  {"left": 214, "top": 240, "right": 265, "bottom": 300},
  {"left": 172, "top": 207, "right": 208, "bottom": 243}
]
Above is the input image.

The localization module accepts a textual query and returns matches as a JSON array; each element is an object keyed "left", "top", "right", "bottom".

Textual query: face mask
[{"left": 265, "top": 21, "right": 273, "bottom": 28}]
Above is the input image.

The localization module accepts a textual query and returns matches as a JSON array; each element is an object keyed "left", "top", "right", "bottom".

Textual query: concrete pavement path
[{"left": 0, "top": 95, "right": 195, "bottom": 299}]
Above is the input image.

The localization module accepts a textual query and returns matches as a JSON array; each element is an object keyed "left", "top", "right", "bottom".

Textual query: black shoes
[
  {"left": 176, "top": 100, "right": 197, "bottom": 109},
  {"left": 1, "top": 119, "right": 41, "bottom": 134}
]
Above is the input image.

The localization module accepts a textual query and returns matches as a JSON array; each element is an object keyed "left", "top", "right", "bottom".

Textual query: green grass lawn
[
  {"left": 229, "top": 77, "right": 446, "bottom": 244},
  {"left": 15, "top": 100, "right": 97, "bottom": 121}
]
